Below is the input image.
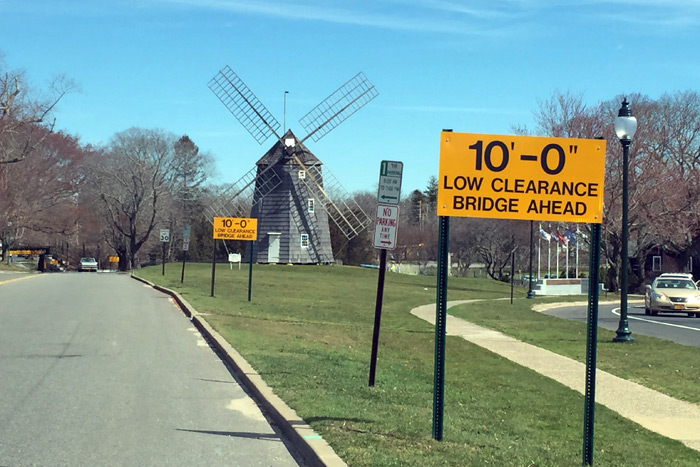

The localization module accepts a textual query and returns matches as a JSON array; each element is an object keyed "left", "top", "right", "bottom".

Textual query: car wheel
[
  {"left": 688, "top": 312, "right": 695, "bottom": 318},
  {"left": 651, "top": 310, "right": 658, "bottom": 316}
]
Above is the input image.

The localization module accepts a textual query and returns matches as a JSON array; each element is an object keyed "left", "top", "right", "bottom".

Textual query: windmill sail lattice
[
  {"left": 299, "top": 72, "right": 378, "bottom": 144},
  {"left": 208, "top": 66, "right": 281, "bottom": 145}
]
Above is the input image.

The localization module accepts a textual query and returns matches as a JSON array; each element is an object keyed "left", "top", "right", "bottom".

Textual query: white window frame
[
  {"left": 300, "top": 234, "right": 309, "bottom": 249},
  {"left": 307, "top": 198, "right": 315, "bottom": 213},
  {"left": 652, "top": 255, "right": 662, "bottom": 272},
  {"left": 298, "top": 170, "right": 306, "bottom": 179}
]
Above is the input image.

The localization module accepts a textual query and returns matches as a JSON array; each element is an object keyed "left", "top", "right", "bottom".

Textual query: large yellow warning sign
[
  {"left": 213, "top": 217, "right": 258, "bottom": 240},
  {"left": 437, "top": 132, "right": 606, "bottom": 223}
]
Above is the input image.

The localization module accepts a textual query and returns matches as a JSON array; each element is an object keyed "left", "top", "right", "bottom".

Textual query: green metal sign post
[
  {"left": 210, "top": 240, "right": 216, "bottom": 297},
  {"left": 433, "top": 216, "right": 450, "bottom": 441},
  {"left": 582, "top": 223, "right": 602, "bottom": 465},
  {"left": 248, "top": 241, "right": 254, "bottom": 302}
]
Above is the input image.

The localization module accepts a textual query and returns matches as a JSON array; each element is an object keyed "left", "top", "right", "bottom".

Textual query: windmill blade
[
  {"left": 208, "top": 66, "right": 281, "bottom": 144},
  {"left": 290, "top": 153, "right": 372, "bottom": 240},
  {"left": 298, "top": 72, "right": 378, "bottom": 144},
  {"left": 203, "top": 164, "right": 282, "bottom": 224}
]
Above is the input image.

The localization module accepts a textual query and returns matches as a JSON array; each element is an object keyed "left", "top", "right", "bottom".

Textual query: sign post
[
  {"left": 582, "top": 223, "right": 602, "bottom": 465},
  {"left": 160, "top": 228, "right": 170, "bottom": 276},
  {"left": 369, "top": 161, "right": 402, "bottom": 387},
  {"left": 212, "top": 217, "right": 259, "bottom": 300},
  {"left": 181, "top": 225, "right": 191, "bottom": 283},
  {"left": 435, "top": 131, "right": 607, "bottom": 448}
]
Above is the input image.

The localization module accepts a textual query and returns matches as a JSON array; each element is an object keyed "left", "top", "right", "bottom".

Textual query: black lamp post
[{"left": 613, "top": 98, "right": 637, "bottom": 343}]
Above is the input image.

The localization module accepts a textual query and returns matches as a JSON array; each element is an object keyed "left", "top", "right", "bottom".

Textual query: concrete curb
[{"left": 131, "top": 274, "right": 347, "bottom": 467}]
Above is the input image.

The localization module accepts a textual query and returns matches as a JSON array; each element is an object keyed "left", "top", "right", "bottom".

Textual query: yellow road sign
[
  {"left": 213, "top": 217, "right": 258, "bottom": 240},
  {"left": 437, "top": 132, "right": 606, "bottom": 223}
]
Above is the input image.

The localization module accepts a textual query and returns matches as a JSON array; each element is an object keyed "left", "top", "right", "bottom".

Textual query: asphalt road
[
  {"left": 0, "top": 272, "right": 301, "bottom": 467},
  {"left": 541, "top": 301, "right": 700, "bottom": 348}
]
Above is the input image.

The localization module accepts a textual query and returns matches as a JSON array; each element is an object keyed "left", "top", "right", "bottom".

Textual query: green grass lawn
[{"left": 137, "top": 263, "right": 700, "bottom": 466}]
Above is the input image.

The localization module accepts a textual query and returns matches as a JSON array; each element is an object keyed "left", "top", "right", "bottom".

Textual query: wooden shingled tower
[{"left": 206, "top": 66, "right": 377, "bottom": 264}]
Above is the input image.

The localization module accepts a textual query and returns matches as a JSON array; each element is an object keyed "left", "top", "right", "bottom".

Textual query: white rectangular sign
[
  {"left": 373, "top": 204, "right": 399, "bottom": 250},
  {"left": 160, "top": 229, "right": 170, "bottom": 243},
  {"left": 182, "top": 225, "right": 191, "bottom": 251},
  {"left": 377, "top": 160, "right": 403, "bottom": 205}
]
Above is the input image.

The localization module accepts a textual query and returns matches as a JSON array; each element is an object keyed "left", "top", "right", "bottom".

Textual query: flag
[
  {"left": 551, "top": 230, "right": 559, "bottom": 243},
  {"left": 555, "top": 230, "right": 567, "bottom": 245},
  {"left": 565, "top": 229, "right": 576, "bottom": 245},
  {"left": 539, "top": 224, "right": 551, "bottom": 241}
]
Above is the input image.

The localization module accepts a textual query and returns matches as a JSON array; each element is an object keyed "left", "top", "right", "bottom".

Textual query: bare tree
[
  {"left": 0, "top": 129, "right": 91, "bottom": 261},
  {"left": 527, "top": 90, "right": 700, "bottom": 291},
  {"left": 93, "top": 128, "right": 176, "bottom": 270},
  {"left": 0, "top": 56, "right": 75, "bottom": 165},
  {"left": 449, "top": 217, "right": 478, "bottom": 277},
  {"left": 473, "top": 219, "right": 526, "bottom": 281}
]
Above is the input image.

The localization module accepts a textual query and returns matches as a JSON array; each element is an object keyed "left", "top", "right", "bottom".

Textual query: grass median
[{"left": 136, "top": 263, "right": 700, "bottom": 466}]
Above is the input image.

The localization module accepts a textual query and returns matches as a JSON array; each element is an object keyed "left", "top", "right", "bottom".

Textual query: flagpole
[
  {"left": 576, "top": 230, "right": 580, "bottom": 278},
  {"left": 537, "top": 235, "right": 541, "bottom": 279},
  {"left": 548, "top": 240, "right": 551, "bottom": 278}
]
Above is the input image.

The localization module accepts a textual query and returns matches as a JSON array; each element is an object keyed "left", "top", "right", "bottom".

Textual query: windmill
[{"left": 206, "top": 66, "right": 377, "bottom": 264}]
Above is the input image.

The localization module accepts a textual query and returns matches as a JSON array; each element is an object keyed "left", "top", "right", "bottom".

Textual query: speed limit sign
[{"left": 160, "top": 229, "right": 170, "bottom": 242}]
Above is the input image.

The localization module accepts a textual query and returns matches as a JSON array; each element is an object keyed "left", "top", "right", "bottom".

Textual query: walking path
[{"left": 411, "top": 300, "right": 700, "bottom": 452}]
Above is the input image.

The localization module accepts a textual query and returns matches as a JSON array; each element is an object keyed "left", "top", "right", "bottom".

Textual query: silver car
[
  {"left": 79, "top": 257, "right": 98, "bottom": 272},
  {"left": 645, "top": 273, "right": 700, "bottom": 317}
]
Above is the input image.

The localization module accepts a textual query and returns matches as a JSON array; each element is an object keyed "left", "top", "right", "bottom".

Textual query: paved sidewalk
[{"left": 411, "top": 301, "right": 700, "bottom": 452}]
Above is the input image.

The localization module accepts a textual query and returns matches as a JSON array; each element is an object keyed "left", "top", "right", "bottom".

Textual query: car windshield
[{"left": 656, "top": 279, "right": 696, "bottom": 289}]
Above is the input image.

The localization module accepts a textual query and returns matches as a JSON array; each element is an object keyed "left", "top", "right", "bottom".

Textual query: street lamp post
[{"left": 613, "top": 98, "right": 637, "bottom": 343}]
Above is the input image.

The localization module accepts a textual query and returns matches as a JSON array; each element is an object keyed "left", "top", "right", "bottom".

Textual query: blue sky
[{"left": 3, "top": 0, "right": 699, "bottom": 195}]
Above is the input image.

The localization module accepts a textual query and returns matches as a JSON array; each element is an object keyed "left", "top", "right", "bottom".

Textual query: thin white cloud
[
  {"left": 154, "top": 0, "right": 700, "bottom": 30},
  {"left": 7, "top": 0, "right": 698, "bottom": 31},
  {"left": 155, "top": 0, "right": 508, "bottom": 35}
]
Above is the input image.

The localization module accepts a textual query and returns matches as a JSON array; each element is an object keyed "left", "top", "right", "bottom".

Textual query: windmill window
[
  {"left": 307, "top": 199, "right": 315, "bottom": 213},
  {"left": 300, "top": 234, "right": 309, "bottom": 248},
  {"left": 298, "top": 170, "right": 306, "bottom": 179}
]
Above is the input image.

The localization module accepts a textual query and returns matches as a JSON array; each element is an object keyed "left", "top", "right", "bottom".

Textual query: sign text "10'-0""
[
  {"left": 437, "top": 132, "right": 606, "bottom": 223},
  {"left": 213, "top": 217, "right": 258, "bottom": 241}
]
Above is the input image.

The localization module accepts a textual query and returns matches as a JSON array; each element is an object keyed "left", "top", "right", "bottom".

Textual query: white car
[
  {"left": 644, "top": 273, "right": 700, "bottom": 317},
  {"left": 79, "top": 257, "right": 98, "bottom": 272}
]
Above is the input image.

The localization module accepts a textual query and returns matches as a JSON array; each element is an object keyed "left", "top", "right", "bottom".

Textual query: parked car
[
  {"left": 644, "top": 273, "right": 700, "bottom": 317},
  {"left": 79, "top": 257, "right": 98, "bottom": 272}
]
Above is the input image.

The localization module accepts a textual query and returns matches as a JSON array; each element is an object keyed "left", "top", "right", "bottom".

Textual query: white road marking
[{"left": 611, "top": 308, "right": 700, "bottom": 332}]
